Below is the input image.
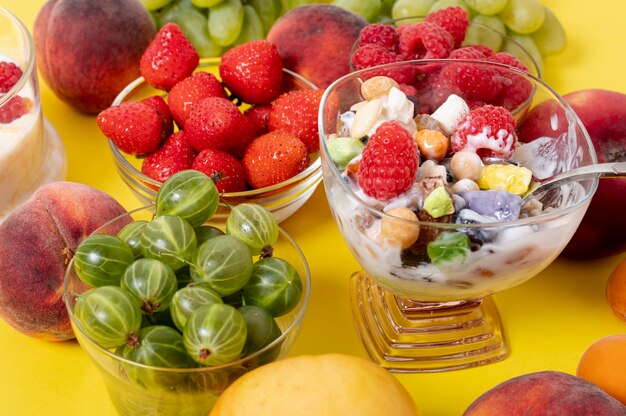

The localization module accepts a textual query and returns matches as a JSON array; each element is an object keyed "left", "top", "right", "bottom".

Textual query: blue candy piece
[{"left": 457, "top": 190, "right": 522, "bottom": 222}]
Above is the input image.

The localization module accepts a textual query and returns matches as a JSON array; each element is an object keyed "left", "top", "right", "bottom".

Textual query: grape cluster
[
  {"left": 70, "top": 169, "right": 304, "bottom": 388},
  {"left": 338, "top": 0, "right": 566, "bottom": 73}
]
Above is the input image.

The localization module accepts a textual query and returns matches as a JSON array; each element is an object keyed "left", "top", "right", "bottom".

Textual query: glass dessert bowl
[
  {"left": 0, "top": 6, "right": 66, "bottom": 222},
  {"left": 109, "top": 58, "right": 322, "bottom": 223},
  {"left": 63, "top": 205, "right": 311, "bottom": 415},
  {"left": 319, "top": 59, "right": 597, "bottom": 372}
]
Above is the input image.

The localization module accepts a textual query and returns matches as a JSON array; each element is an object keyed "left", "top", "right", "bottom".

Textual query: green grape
[
  {"left": 208, "top": 0, "right": 245, "bottom": 47},
  {"left": 242, "top": 257, "right": 302, "bottom": 317},
  {"left": 226, "top": 203, "right": 279, "bottom": 256},
  {"left": 141, "top": 215, "right": 198, "bottom": 271},
  {"left": 463, "top": 14, "right": 507, "bottom": 51},
  {"left": 503, "top": 31, "right": 543, "bottom": 75},
  {"left": 232, "top": 5, "right": 265, "bottom": 46},
  {"left": 464, "top": 0, "right": 507, "bottom": 16},
  {"left": 119, "top": 325, "right": 194, "bottom": 389},
  {"left": 248, "top": 0, "right": 278, "bottom": 35},
  {"left": 380, "top": 0, "right": 396, "bottom": 17},
  {"left": 117, "top": 220, "right": 148, "bottom": 259},
  {"left": 74, "top": 286, "right": 143, "bottom": 349},
  {"left": 157, "top": 0, "right": 204, "bottom": 28},
  {"left": 239, "top": 305, "right": 282, "bottom": 357},
  {"left": 73, "top": 234, "right": 135, "bottom": 287},
  {"left": 391, "top": 0, "right": 435, "bottom": 23},
  {"left": 191, "top": 0, "right": 225, "bottom": 7},
  {"left": 183, "top": 303, "right": 247, "bottom": 366},
  {"left": 170, "top": 283, "right": 223, "bottom": 331},
  {"left": 530, "top": 6, "right": 566, "bottom": 57},
  {"left": 159, "top": 6, "right": 223, "bottom": 58},
  {"left": 195, "top": 225, "right": 225, "bottom": 246},
  {"left": 121, "top": 259, "right": 178, "bottom": 315},
  {"left": 499, "top": 0, "right": 545, "bottom": 35},
  {"left": 280, "top": 0, "right": 318, "bottom": 11},
  {"left": 191, "top": 235, "right": 253, "bottom": 296},
  {"left": 140, "top": 0, "right": 173, "bottom": 11},
  {"left": 428, "top": 0, "right": 470, "bottom": 14},
  {"left": 427, "top": 232, "right": 471, "bottom": 265},
  {"left": 156, "top": 170, "right": 219, "bottom": 228},
  {"left": 333, "top": 0, "right": 382, "bottom": 22}
]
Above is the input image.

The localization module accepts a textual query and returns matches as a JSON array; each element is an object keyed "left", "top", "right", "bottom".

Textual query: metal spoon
[{"left": 522, "top": 161, "right": 626, "bottom": 204}]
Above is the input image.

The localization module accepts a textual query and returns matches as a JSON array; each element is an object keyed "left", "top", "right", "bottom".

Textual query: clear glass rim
[
  {"left": 318, "top": 58, "right": 599, "bottom": 230},
  {"left": 109, "top": 57, "right": 322, "bottom": 198},
  {"left": 0, "top": 6, "right": 36, "bottom": 107},
  {"left": 62, "top": 205, "right": 312, "bottom": 373}
]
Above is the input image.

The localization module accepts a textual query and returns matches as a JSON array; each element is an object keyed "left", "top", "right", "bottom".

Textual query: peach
[
  {"left": 577, "top": 334, "right": 626, "bottom": 406},
  {"left": 0, "top": 182, "right": 129, "bottom": 341},
  {"left": 267, "top": 4, "right": 368, "bottom": 89},
  {"left": 33, "top": 0, "right": 156, "bottom": 114},
  {"left": 464, "top": 371, "right": 626, "bottom": 415}
]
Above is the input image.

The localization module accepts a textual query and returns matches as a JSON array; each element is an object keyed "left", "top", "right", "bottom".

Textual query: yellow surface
[{"left": 3, "top": 1, "right": 626, "bottom": 415}]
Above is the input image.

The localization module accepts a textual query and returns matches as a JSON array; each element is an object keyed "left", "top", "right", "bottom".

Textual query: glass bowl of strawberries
[{"left": 99, "top": 28, "right": 322, "bottom": 223}]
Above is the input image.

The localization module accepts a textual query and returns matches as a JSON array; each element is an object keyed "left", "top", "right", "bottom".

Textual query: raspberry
[
  {"left": 425, "top": 6, "right": 470, "bottom": 48},
  {"left": 449, "top": 46, "right": 486, "bottom": 60},
  {"left": 465, "top": 44, "right": 495, "bottom": 58},
  {"left": 357, "top": 23, "right": 399, "bottom": 52},
  {"left": 351, "top": 44, "right": 398, "bottom": 71},
  {"left": 0, "top": 96, "right": 31, "bottom": 124},
  {"left": 451, "top": 105, "right": 517, "bottom": 159},
  {"left": 397, "top": 21, "right": 454, "bottom": 61},
  {"left": 358, "top": 121, "right": 418, "bottom": 201},
  {"left": 439, "top": 58, "right": 503, "bottom": 103},
  {"left": 488, "top": 52, "right": 528, "bottom": 71},
  {"left": 0, "top": 62, "right": 22, "bottom": 93},
  {"left": 488, "top": 52, "right": 533, "bottom": 111}
]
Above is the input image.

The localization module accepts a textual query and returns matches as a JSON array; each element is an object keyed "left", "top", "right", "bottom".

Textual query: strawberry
[
  {"left": 0, "top": 62, "right": 22, "bottom": 93},
  {"left": 141, "top": 95, "right": 174, "bottom": 138},
  {"left": 219, "top": 40, "right": 283, "bottom": 105},
  {"left": 243, "top": 104, "right": 272, "bottom": 138},
  {"left": 97, "top": 100, "right": 165, "bottom": 155},
  {"left": 139, "top": 23, "right": 199, "bottom": 91},
  {"left": 184, "top": 96, "right": 249, "bottom": 154},
  {"left": 192, "top": 147, "right": 247, "bottom": 193},
  {"left": 168, "top": 71, "right": 227, "bottom": 128},
  {"left": 268, "top": 89, "right": 324, "bottom": 154},
  {"left": 358, "top": 121, "right": 418, "bottom": 201},
  {"left": 141, "top": 130, "right": 197, "bottom": 182},
  {"left": 0, "top": 96, "right": 31, "bottom": 124},
  {"left": 242, "top": 130, "right": 309, "bottom": 189},
  {"left": 451, "top": 105, "right": 517, "bottom": 159}
]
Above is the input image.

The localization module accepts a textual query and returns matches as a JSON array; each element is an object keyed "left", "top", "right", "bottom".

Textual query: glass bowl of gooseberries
[
  {"left": 109, "top": 57, "right": 322, "bottom": 223},
  {"left": 63, "top": 170, "right": 311, "bottom": 416}
]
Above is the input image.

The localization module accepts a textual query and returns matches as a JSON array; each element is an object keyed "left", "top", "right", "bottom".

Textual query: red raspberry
[
  {"left": 351, "top": 44, "right": 398, "bottom": 71},
  {"left": 397, "top": 22, "right": 454, "bottom": 61},
  {"left": 488, "top": 52, "right": 533, "bottom": 111},
  {"left": 141, "top": 131, "right": 197, "bottom": 182},
  {"left": 465, "top": 44, "right": 495, "bottom": 58},
  {"left": 192, "top": 147, "right": 247, "bottom": 193},
  {"left": 449, "top": 46, "right": 486, "bottom": 60},
  {"left": 488, "top": 52, "right": 528, "bottom": 71},
  {"left": 0, "top": 96, "right": 31, "bottom": 124},
  {"left": 425, "top": 6, "right": 469, "bottom": 48},
  {"left": 168, "top": 71, "right": 227, "bottom": 128},
  {"left": 451, "top": 105, "right": 517, "bottom": 159},
  {"left": 439, "top": 58, "right": 503, "bottom": 103},
  {"left": 357, "top": 23, "right": 399, "bottom": 52},
  {"left": 358, "top": 121, "right": 418, "bottom": 201},
  {"left": 0, "top": 62, "right": 22, "bottom": 93}
]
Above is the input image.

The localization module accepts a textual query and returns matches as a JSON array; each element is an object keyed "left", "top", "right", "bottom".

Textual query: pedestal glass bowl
[
  {"left": 319, "top": 59, "right": 597, "bottom": 372},
  {"left": 64, "top": 206, "right": 311, "bottom": 415},
  {"left": 0, "top": 6, "right": 66, "bottom": 222}
]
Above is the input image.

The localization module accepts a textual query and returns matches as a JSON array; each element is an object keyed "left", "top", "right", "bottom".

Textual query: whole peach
[
  {"left": 33, "top": 0, "right": 156, "bottom": 113},
  {"left": 0, "top": 182, "right": 129, "bottom": 341}
]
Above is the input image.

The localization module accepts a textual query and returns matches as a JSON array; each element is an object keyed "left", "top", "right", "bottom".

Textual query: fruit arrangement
[
  {"left": 96, "top": 23, "right": 322, "bottom": 193},
  {"left": 67, "top": 170, "right": 306, "bottom": 391}
]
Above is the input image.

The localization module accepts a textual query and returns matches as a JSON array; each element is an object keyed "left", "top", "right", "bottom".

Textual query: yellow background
[{"left": 3, "top": 1, "right": 626, "bottom": 414}]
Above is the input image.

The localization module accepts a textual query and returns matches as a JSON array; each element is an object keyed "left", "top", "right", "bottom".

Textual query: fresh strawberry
[
  {"left": 268, "top": 89, "right": 324, "bottom": 154},
  {"left": 358, "top": 121, "right": 418, "bottom": 201},
  {"left": 97, "top": 101, "right": 165, "bottom": 155},
  {"left": 141, "top": 95, "right": 174, "bottom": 138},
  {"left": 424, "top": 6, "right": 469, "bottom": 48},
  {"left": 219, "top": 40, "right": 283, "bottom": 105},
  {"left": 244, "top": 104, "right": 272, "bottom": 138},
  {"left": 184, "top": 96, "right": 249, "bottom": 154},
  {"left": 242, "top": 130, "right": 309, "bottom": 189},
  {"left": 0, "top": 96, "right": 31, "bottom": 124},
  {"left": 451, "top": 105, "right": 517, "bottom": 159},
  {"left": 139, "top": 23, "right": 199, "bottom": 91},
  {"left": 192, "top": 147, "right": 247, "bottom": 193},
  {"left": 168, "top": 71, "right": 227, "bottom": 128},
  {"left": 0, "top": 62, "right": 22, "bottom": 93},
  {"left": 141, "top": 131, "right": 197, "bottom": 182}
]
